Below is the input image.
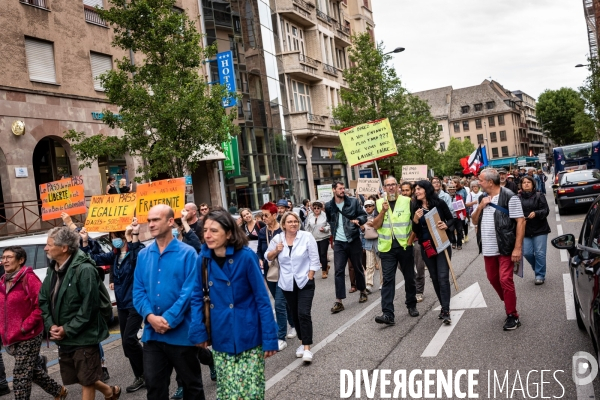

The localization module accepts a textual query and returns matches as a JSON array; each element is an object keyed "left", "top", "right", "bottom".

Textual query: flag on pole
[{"left": 462, "top": 145, "right": 488, "bottom": 175}]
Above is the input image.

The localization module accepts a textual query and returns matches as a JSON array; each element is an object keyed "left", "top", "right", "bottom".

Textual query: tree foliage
[
  {"left": 332, "top": 33, "right": 441, "bottom": 176},
  {"left": 578, "top": 57, "right": 600, "bottom": 141},
  {"left": 536, "top": 87, "right": 594, "bottom": 146},
  {"left": 436, "top": 138, "right": 475, "bottom": 177},
  {"left": 65, "top": 0, "right": 238, "bottom": 180}
]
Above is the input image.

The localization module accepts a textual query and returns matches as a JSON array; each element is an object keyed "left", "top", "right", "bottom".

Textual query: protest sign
[
  {"left": 84, "top": 193, "right": 137, "bottom": 232},
  {"left": 136, "top": 178, "right": 186, "bottom": 223},
  {"left": 401, "top": 165, "right": 428, "bottom": 181},
  {"left": 338, "top": 119, "right": 397, "bottom": 167},
  {"left": 356, "top": 178, "right": 381, "bottom": 195},
  {"left": 424, "top": 207, "right": 451, "bottom": 253},
  {"left": 317, "top": 184, "right": 333, "bottom": 202},
  {"left": 39, "top": 176, "right": 86, "bottom": 221}
]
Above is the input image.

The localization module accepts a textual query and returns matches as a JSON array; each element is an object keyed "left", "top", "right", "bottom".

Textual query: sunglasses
[{"left": 365, "top": 205, "right": 374, "bottom": 208}]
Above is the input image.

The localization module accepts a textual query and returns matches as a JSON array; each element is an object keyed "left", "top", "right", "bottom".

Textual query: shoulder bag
[
  {"left": 266, "top": 231, "right": 282, "bottom": 283},
  {"left": 201, "top": 257, "right": 212, "bottom": 346},
  {"left": 363, "top": 217, "right": 378, "bottom": 239}
]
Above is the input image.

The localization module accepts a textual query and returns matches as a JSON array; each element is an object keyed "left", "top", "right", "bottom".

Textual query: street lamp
[
  {"left": 384, "top": 47, "right": 405, "bottom": 56},
  {"left": 576, "top": 64, "right": 590, "bottom": 68}
]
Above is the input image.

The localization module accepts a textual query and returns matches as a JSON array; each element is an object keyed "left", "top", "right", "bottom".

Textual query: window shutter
[
  {"left": 24, "top": 38, "right": 57, "bottom": 84},
  {"left": 83, "top": 0, "right": 103, "bottom": 8},
  {"left": 90, "top": 52, "right": 112, "bottom": 91}
]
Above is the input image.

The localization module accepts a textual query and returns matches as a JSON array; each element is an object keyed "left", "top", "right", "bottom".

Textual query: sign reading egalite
[
  {"left": 39, "top": 176, "right": 87, "bottom": 221},
  {"left": 339, "top": 118, "right": 397, "bottom": 167},
  {"left": 136, "top": 178, "right": 185, "bottom": 223},
  {"left": 84, "top": 193, "right": 137, "bottom": 232}
]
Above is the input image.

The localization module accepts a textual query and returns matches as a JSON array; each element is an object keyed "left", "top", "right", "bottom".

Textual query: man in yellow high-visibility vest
[{"left": 370, "top": 176, "right": 418, "bottom": 324}]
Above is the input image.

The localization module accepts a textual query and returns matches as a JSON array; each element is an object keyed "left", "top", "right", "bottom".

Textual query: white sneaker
[
  {"left": 303, "top": 349, "right": 313, "bottom": 363},
  {"left": 295, "top": 345, "right": 304, "bottom": 358},
  {"left": 366, "top": 285, "right": 373, "bottom": 293},
  {"left": 379, "top": 285, "right": 382, "bottom": 291},
  {"left": 286, "top": 327, "right": 297, "bottom": 339},
  {"left": 278, "top": 340, "right": 287, "bottom": 351}
]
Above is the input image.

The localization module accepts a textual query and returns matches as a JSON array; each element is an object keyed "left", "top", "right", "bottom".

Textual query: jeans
[
  {"left": 421, "top": 246, "right": 452, "bottom": 311},
  {"left": 282, "top": 279, "right": 316, "bottom": 345},
  {"left": 379, "top": 245, "right": 416, "bottom": 318},
  {"left": 316, "top": 239, "right": 329, "bottom": 271},
  {"left": 523, "top": 234, "right": 547, "bottom": 280},
  {"left": 117, "top": 308, "right": 144, "bottom": 378},
  {"left": 333, "top": 237, "right": 366, "bottom": 299},
  {"left": 144, "top": 341, "right": 205, "bottom": 400},
  {"left": 484, "top": 255, "right": 519, "bottom": 317},
  {"left": 266, "top": 280, "right": 294, "bottom": 341}
]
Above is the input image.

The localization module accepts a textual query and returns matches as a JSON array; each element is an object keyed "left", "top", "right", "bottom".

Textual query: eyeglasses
[
  {"left": 312, "top": 206, "right": 321, "bottom": 209},
  {"left": 385, "top": 183, "right": 397, "bottom": 187},
  {"left": 0, "top": 256, "right": 14, "bottom": 261},
  {"left": 200, "top": 208, "right": 208, "bottom": 211}
]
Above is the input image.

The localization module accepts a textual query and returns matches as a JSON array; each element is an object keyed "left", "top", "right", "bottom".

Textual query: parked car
[
  {"left": 555, "top": 169, "right": 600, "bottom": 215},
  {"left": 0, "top": 231, "right": 117, "bottom": 313},
  {"left": 552, "top": 199, "right": 600, "bottom": 362},
  {"left": 552, "top": 165, "right": 588, "bottom": 204}
]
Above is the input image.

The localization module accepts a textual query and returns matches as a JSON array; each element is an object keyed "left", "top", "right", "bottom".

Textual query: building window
[
  {"left": 474, "top": 103, "right": 482, "bottom": 112},
  {"left": 475, "top": 119, "right": 482, "bottom": 129},
  {"left": 24, "top": 37, "right": 57, "bottom": 84},
  {"left": 492, "top": 147, "right": 499, "bottom": 158},
  {"left": 438, "top": 124, "right": 443, "bottom": 131},
  {"left": 477, "top": 134, "right": 484, "bottom": 144},
  {"left": 282, "top": 19, "right": 305, "bottom": 54},
  {"left": 500, "top": 130, "right": 507, "bottom": 141},
  {"left": 83, "top": 0, "right": 106, "bottom": 26},
  {"left": 290, "top": 79, "right": 312, "bottom": 112},
  {"left": 90, "top": 52, "right": 112, "bottom": 91},
  {"left": 363, "top": 0, "right": 369, "bottom": 8},
  {"left": 461, "top": 106, "right": 469, "bottom": 114},
  {"left": 464, "top": 136, "right": 471, "bottom": 142},
  {"left": 453, "top": 122, "right": 460, "bottom": 133},
  {"left": 488, "top": 116, "right": 495, "bottom": 127},
  {"left": 490, "top": 132, "right": 497, "bottom": 142},
  {"left": 462, "top": 121, "right": 469, "bottom": 131},
  {"left": 498, "top": 114, "right": 505, "bottom": 125},
  {"left": 501, "top": 146, "right": 509, "bottom": 157},
  {"left": 486, "top": 101, "right": 495, "bottom": 109},
  {"left": 439, "top": 142, "right": 446, "bottom": 151}
]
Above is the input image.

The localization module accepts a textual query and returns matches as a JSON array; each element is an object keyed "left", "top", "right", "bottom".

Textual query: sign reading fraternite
[
  {"left": 338, "top": 118, "right": 397, "bottom": 167},
  {"left": 135, "top": 178, "right": 186, "bottom": 223},
  {"left": 39, "top": 176, "right": 86, "bottom": 221}
]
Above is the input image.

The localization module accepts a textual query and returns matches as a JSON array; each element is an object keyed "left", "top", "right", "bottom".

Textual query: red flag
[{"left": 460, "top": 156, "right": 470, "bottom": 175}]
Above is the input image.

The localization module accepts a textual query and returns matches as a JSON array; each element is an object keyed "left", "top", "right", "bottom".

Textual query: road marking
[
  {"left": 434, "top": 282, "right": 487, "bottom": 310},
  {"left": 563, "top": 273, "right": 576, "bottom": 321},
  {"left": 266, "top": 280, "right": 405, "bottom": 391},
  {"left": 556, "top": 214, "right": 561, "bottom": 222},
  {"left": 557, "top": 225, "right": 569, "bottom": 262},
  {"left": 555, "top": 205, "right": 558, "bottom": 213},
  {"left": 575, "top": 359, "right": 597, "bottom": 399},
  {"left": 421, "top": 311, "right": 465, "bottom": 357}
]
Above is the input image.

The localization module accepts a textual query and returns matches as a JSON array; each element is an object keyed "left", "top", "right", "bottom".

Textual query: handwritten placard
[
  {"left": 84, "top": 193, "right": 137, "bottom": 232},
  {"left": 356, "top": 178, "right": 381, "bottom": 195},
  {"left": 338, "top": 119, "right": 397, "bottom": 167},
  {"left": 39, "top": 176, "right": 86, "bottom": 221},
  {"left": 401, "top": 165, "right": 428, "bottom": 181},
  {"left": 136, "top": 178, "right": 185, "bottom": 223},
  {"left": 317, "top": 184, "right": 333, "bottom": 202},
  {"left": 424, "top": 207, "right": 451, "bottom": 253}
]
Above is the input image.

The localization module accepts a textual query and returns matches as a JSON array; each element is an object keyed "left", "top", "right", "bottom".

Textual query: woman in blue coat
[{"left": 189, "top": 208, "right": 278, "bottom": 399}]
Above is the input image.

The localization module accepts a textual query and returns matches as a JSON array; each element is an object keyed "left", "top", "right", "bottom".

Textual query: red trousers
[{"left": 484, "top": 255, "right": 519, "bottom": 317}]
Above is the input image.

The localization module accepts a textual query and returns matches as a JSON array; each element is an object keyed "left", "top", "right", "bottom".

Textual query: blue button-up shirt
[{"left": 133, "top": 238, "right": 198, "bottom": 346}]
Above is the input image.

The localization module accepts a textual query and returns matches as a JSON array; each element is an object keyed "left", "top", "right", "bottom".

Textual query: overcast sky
[{"left": 371, "top": 0, "right": 592, "bottom": 99}]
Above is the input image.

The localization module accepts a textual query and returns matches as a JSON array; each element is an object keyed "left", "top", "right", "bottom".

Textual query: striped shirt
[{"left": 480, "top": 194, "right": 524, "bottom": 256}]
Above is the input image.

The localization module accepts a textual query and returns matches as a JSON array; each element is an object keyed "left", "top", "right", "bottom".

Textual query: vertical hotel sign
[{"left": 217, "top": 51, "right": 237, "bottom": 108}]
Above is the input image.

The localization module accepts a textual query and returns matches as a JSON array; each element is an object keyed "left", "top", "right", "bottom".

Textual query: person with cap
[
  {"left": 276, "top": 199, "right": 289, "bottom": 223},
  {"left": 499, "top": 169, "right": 518, "bottom": 193},
  {"left": 304, "top": 200, "right": 331, "bottom": 279}
]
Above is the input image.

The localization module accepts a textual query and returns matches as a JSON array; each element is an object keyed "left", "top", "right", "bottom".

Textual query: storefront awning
[
  {"left": 489, "top": 157, "right": 516, "bottom": 167},
  {"left": 192, "top": 146, "right": 226, "bottom": 162}
]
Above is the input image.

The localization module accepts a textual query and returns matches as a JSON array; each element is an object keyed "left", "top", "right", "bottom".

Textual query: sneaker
[
  {"left": 359, "top": 292, "right": 368, "bottom": 303},
  {"left": 286, "top": 327, "right": 297, "bottom": 339},
  {"left": 102, "top": 367, "right": 110, "bottom": 382},
  {"left": 278, "top": 339, "right": 288, "bottom": 351},
  {"left": 171, "top": 387, "right": 184, "bottom": 400},
  {"left": 416, "top": 293, "right": 424, "bottom": 303},
  {"left": 0, "top": 386, "right": 9, "bottom": 396},
  {"left": 375, "top": 314, "right": 395, "bottom": 325},
  {"left": 408, "top": 307, "right": 419, "bottom": 317},
  {"left": 464, "top": 235, "right": 469, "bottom": 243},
  {"left": 126, "top": 376, "right": 145, "bottom": 393},
  {"left": 441, "top": 310, "right": 452, "bottom": 325},
  {"left": 503, "top": 314, "right": 521, "bottom": 331},
  {"left": 210, "top": 365, "right": 217, "bottom": 381},
  {"left": 54, "top": 386, "right": 67, "bottom": 400},
  {"left": 295, "top": 345, "right": 304, "bottom": 358},
  {"left": 39, "top": 354, "right": 48, "bottom": 374},
  {"left": 438, "top": 311, "right": 443, "bottom": 319},
  {"left": 302, "top": 349, "right": 313, "bottom": 363},
  {"left": 331, "top": 302, "right": 345, "bottom": 313},
  {"left": 366, "top": 285, "right": 373, "bottom": 294},
  {"left": 535, "top": 278, "right": 545, "bottom": 285}
]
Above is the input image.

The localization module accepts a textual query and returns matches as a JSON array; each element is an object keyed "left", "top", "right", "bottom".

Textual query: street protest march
[{"left": 39, "top": 176, "right": 87, "bottom": 221}]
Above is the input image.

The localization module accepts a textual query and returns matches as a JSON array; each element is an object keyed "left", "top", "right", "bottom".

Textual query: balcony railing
[
  {"left": 307, "top": 113, "right": 324, "bottom": 123},
  {"left": 323, "top": 63, "right": 338, "bottom": 76},
  {"left": 20, "top": 0, "right": 48, "bottom": 9},
  {"left": 337, "top": 23, "right": 350, "bottom": 35},
  {"left": 316, "top": 9, "right": 332, "bottom": 23},
  {"left": 84, "top": 5, "right": 107, "bottom": 26},
  {"left": 293, "top": 0, "right": 313, "bottom": 9},
  {"left": 299, "top": 53, "right": 318, "bottom": 66},
  {"left": 330, "top": 117, "right": 341, "bottom": 126}
]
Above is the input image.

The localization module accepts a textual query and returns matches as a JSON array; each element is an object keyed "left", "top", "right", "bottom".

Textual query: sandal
[
  {"left": 349, "top": 287, "right": 357, "bottom": 293},
  {"left": 457, "top": 246, "right": 462, "bottom": 250},
  {"left": 452, "top": 244, "right": 457, "bottom": 249},
  {"left": 106, "top": 386, "right": 121, "bottom": 400}
]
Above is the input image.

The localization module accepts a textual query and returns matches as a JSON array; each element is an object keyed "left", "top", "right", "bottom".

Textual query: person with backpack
[
  {"left": 519, "top": 176, "right": 551, "bottom": 285},
  {"left": 39, "top": 227, "right": 121, "bottom": 400}
]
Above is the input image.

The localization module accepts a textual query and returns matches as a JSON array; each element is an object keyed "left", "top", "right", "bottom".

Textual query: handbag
[
  {"left": 266, "top": 231, "right": 282, "bottom": 282},
  {"left": 363, "top": 217, "right": 378, "bottom": 239},
  {"left": 201, "top": 257, "right": 212, "bottom": 346},
  {"left": 421, "top": 239, "right": 438, "bottom": 258}
]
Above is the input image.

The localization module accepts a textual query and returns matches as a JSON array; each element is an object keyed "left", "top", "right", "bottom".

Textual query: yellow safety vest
[{"left": 376, "top": 196, "right": 412, "bottom": 252}]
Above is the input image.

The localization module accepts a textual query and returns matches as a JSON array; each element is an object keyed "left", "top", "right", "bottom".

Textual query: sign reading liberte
[
  {"left": 338, "top": 118, "right": 397, "bottom": 167},
  {"left": 136, "top": 178, "right": 186, "bottom": 223},
  {"left": 85, "top": 193, "right": 137, "bottom": 232},
  {"left": 39, "top": 176, "right": 87, "bottom": 221}
]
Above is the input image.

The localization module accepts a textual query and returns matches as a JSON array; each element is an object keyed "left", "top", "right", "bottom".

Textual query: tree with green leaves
[
  {"left": 332, "top": 33, "right": 441, "bottom": 176},
  {"left": 578, "top": 57, "right": 600, "bottom": 141},
  {"left": 436, "top": 138, "right": 475, "bottom": 177},
  {"left": 536, "top": 87, "right": 594, "bottom": 146},
  {"left": 65, "top": 0, "right": 238, "bottom": 180}
]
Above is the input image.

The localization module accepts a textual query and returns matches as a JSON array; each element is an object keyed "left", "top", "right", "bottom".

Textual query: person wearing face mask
[{"left": 77, "top": 218, "right": 147, "bottom": 394}]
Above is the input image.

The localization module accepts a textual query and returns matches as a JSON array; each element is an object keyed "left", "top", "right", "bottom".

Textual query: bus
[{"left": 553, "top": 142, "right": 600, "bottom": 176}]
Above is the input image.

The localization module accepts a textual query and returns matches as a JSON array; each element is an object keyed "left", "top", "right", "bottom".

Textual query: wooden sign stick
[{"left": 444, "top": 248, "right": 459, "bottom": 291}]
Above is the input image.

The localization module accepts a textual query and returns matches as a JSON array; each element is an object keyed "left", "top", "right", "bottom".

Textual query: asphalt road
[{"left": 12, "top": 178, "right": 600, "bottom": 399}]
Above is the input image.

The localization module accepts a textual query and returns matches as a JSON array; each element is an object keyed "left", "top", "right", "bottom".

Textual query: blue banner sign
[{"left": 217, "top": 51, "right": 237, "bottom": 108}]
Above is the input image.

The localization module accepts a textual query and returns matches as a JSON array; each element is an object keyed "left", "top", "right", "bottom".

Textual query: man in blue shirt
[{"left": 133, "top": 204, "right": 204, "bottom": 400}]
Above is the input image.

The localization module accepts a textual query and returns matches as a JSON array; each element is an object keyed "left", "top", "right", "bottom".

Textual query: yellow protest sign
[
  {"left": 39, "top": 176, "right": 86, "bottom": 221},
  {"left": 339, "top": 118, "right": 397, "bottom": 167},
  {"left": 84, "top": 193, "right": 137, "bottom": 232},
  {"left": 136, "top": 178, "right": 186, "bottom": 223}
]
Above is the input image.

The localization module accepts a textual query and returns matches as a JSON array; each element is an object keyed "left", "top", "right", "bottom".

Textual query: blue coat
[
  {"left": 133, "top": 238, "right": 198, "bottom": 346},
  {"left": 82, "top": 240, "right": 144, "bottom": 310},
  {"left": 188, "top": 244, "right": 278, "bottom": 355}
]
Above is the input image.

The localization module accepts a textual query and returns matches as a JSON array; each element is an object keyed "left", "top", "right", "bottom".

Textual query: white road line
[
  {"left": 557, "top": 225, "right": 563, "bottom": 235},
  {"left": 556, "top": 225, "right": 569, "bottom": 262},
  {"left": 563, "top": 273, "right": 576, "bottom": 321},
  {"left": 576, "top": 364, "right": 596, "bottom": 400},
  {"left": 421, "top": 311, "right": 465, "bottom": 357},
  {"left": 265, "top": 281, "right": 406, "bottom": 390},
  {"left": 556, "top": 213, "right": 561, "bottom": 222},
  {"left": 555, "top": 205, "right": 558, "bottom": 213}
]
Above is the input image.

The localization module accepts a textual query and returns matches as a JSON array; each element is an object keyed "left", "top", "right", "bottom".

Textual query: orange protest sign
[
  {"left": 136, "top": 178, "right": 186, "bottom": 223},
  {"left": 84, "top": 193, "right": 137, "bottom": 232},
  {"left": 39, "top": 176, "right": 86, "bottom": 221}
]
